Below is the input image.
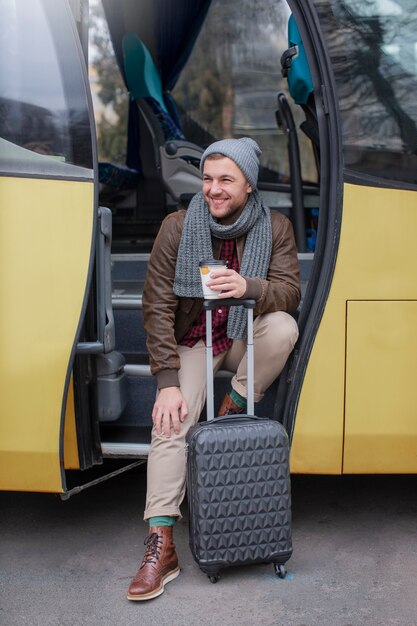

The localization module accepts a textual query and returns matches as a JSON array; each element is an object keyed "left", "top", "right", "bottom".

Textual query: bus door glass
[
  {"left": 0, "top": 0, "right": 96, "bottom": 492},
  {"left": 316, "top": 0, "right": 417, "bottom": 185}
]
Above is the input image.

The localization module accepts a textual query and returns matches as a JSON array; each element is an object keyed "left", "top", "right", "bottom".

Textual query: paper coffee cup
[{"left": 199, "top": 259, "right": 227, "bottom": 299}]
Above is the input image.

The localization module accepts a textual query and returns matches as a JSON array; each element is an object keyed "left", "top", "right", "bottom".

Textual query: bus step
[
  {"left": 101, "top": 441, "right": 150, "bottom": 458},
  {"left": 124, "top": 363, "right": 233, "bottom": 379}
]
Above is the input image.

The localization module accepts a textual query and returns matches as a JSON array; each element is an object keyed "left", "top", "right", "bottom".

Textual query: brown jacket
[{"left": 142, "top": 208, "right": 300, "bottom": 389}]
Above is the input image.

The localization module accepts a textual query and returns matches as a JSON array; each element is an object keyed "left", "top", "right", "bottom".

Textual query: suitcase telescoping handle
[{"left": 203, "top": 298, "right": 256, "bottom": 421}]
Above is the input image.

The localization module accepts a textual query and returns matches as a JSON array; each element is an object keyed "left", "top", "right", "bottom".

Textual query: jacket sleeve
[
  {"left": 245, "top": 212, "right": 301, "bottom": 316},
  {"left": 142, "top": 212, "right": 183, "bottom": 389}
]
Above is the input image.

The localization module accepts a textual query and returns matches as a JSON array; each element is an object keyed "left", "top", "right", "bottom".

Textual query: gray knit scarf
[{"left": 173, "top": 190, "right": 272, "bottom": 339}]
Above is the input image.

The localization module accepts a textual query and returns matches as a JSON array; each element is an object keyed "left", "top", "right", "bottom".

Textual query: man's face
[{"left": 202, "top": 156, "right": 252, "bottom": 224}]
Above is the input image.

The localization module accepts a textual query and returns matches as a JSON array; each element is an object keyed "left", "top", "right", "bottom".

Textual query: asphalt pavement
[{"left": 1, "top": 468, "right": 416, "bottom": 626}]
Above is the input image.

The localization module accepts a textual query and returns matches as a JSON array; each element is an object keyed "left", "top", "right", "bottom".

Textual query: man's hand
[
  {"left": 152, "top": 386, "right": 188, "bottom": 437},
  {"left": 206, "top": 268, "right": 247, "bottom": 299}
]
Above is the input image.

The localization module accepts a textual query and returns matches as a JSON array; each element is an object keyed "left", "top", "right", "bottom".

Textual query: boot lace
[
  {"left": 140, "top": 532, "right": 163, "bottom": 567},
  {"left": 223, "top": 405, "right": 244, "bottom": 415}
]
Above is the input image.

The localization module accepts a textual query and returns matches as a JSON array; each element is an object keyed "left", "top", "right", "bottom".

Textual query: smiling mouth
[{"left": 210, "top": 197, "right": 227, "bottom": 207}]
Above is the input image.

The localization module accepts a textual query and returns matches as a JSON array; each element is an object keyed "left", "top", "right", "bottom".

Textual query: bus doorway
[{"left": 88, "top": 0, "right": 330, "bottom": 468}]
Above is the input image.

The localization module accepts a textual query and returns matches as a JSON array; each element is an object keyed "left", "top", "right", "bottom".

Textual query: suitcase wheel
[
  {"left": 208, "top": 574, "right": 220, "bottom": 584},
  {"left": 274, "top": 564, "right": 286, "bottom": 579}
]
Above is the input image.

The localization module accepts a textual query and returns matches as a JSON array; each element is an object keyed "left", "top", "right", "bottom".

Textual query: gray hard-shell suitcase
[{"left": 186, "top": 299, "right": 292, "bottom": 583}]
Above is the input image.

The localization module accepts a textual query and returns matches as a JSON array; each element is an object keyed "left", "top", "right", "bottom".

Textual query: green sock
[
  {"left": 149, "top": 516, "right": 175, "bottom": 527},
  {"left": 230, "top": 388, "right": 247, "bottom": 410}
]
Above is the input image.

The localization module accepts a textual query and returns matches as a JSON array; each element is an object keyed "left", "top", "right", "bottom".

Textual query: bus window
[
  {"left": 0, "top": 0, "right": 93, "bottom": 178},
  {"left": 172, "top": 0, "right": 318, "bottom": 187},
  {"left": 88, "top": 0, "right": 128, "bottom": 167},
  {"left": 315, "top": 0, "right": 417, "bottom": 185}
]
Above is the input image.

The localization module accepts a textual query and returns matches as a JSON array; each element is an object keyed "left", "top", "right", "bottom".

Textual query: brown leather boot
[
  {"left": 218, "top": 392, "right": 246, "bottom": 416},
  {"left": 127, "top": 526, "right": 180, "bottom": 601}
]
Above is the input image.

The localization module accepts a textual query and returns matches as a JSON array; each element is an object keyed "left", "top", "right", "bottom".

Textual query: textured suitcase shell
[{"left": 186, "top": 415, "right": 292, "bottom": 576}]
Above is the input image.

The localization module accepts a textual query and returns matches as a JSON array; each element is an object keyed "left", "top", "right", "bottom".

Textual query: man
[{"left": 127, "top": 137, "right": 300, "bottom": 601}]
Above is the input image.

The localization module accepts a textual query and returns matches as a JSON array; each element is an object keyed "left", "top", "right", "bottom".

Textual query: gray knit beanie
[{"left": 200, "top": 137, "right": 262, "bottom": 189}]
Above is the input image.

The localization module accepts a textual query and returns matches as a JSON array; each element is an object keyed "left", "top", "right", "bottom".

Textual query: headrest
[{"left": 122, "top": 33, "right": 168, "bottom": 113}]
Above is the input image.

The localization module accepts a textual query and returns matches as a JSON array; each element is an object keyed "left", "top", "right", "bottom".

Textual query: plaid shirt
[{"left": 180, "top": 239, "right": 240, "bottom": 355}]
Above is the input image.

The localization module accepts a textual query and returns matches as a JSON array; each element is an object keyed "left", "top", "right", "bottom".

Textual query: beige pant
[{"left": 144, "top": 311, "right": 299, "bottom": 520}]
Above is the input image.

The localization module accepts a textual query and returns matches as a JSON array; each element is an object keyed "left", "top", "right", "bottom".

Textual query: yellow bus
[{"left": 1, "top": 0, "right": 416, "bottom": 497}]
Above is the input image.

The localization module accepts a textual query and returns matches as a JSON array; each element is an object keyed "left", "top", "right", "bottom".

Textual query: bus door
[
  {"left": 280, "top": 1, "right": 417, "bottom": 474},
  {"left": 0, "top": 0, "right": 97, "bottom": 492}
]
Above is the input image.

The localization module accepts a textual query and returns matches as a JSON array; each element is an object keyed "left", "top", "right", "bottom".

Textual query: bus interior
[{"left": 86, "top": 0, "right": 321, "bottom": 463}]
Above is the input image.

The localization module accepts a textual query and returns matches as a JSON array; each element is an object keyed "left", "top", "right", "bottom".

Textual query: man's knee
[{"left": 255, "top": 311, "right": 299, "bottom": 349}]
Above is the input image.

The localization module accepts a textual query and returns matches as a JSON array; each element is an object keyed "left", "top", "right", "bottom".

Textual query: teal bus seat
[
  {"left": 122, "top": 33, "right": 184, "bottom": 142},
  {"left": 281, "top": 15, "right": 314, "bottom": 106},
  {"left": 123, "top": 33, "right": 168, "bottom": 113},
  {"left": 281, "top": 14, "right": 319, "bottom": 162},
  {"left": 121, "top": 33, "right": 202, "bottom": 206},
  {"left": 278, "top": 16, "right": 319, "bottom": 252}
]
